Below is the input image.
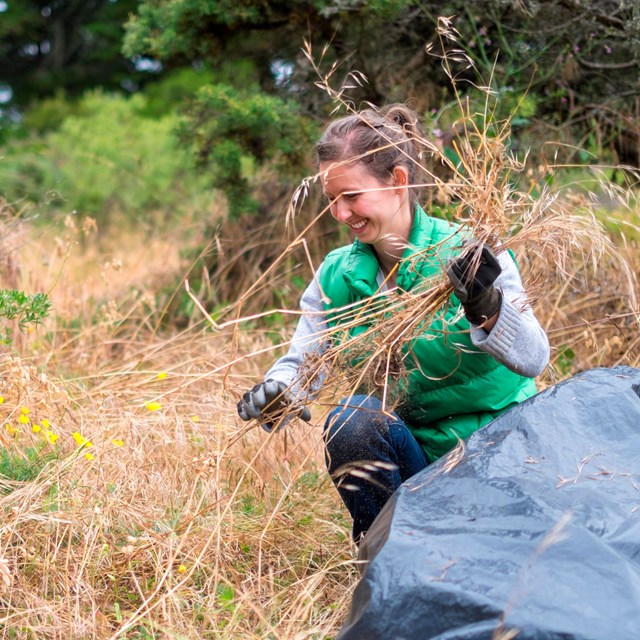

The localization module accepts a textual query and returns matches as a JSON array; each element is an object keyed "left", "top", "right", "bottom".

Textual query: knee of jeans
[{"left": 323, "top": 395, "right": 386, "bottom": 452}]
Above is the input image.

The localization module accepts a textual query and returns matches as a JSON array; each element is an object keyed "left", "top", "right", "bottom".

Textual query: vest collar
[{"left": 341, "top": 205, "right": 437, "bottom": 296}]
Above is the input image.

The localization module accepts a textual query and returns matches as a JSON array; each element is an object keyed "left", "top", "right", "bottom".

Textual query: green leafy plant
[
  {"left": 179, "top": 83, "right": 315, "bottom": 217},
  {"left": 0, "top": 289, "right": 51, "bottom": 344},
  {"left": 0, "top": 445, "right": 56, "bottom": 488}
]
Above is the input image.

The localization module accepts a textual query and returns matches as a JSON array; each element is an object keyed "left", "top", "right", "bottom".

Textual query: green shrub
[
  {"left": 0, "top": 137, "right": 62, "bottom": 205},
  {"left": 48, "top": 91, "right": 209, "bottom": 216},
  {"left": 22, "top": 90, "right": 85, "bottom": 134},
  {"left": 181, "top": 83, "right": 315, "bottom": 217},
  {"left": 0, "top": 289, "right": 51, "bottom": 344},
  {"left": 1, "top": 90, "right": 213, "bottom": 223},
  {"left": 139, "top": 67, "right": 217, "bottom": 118}
]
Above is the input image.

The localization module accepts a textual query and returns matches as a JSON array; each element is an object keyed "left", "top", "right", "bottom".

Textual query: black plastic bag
[{"left": 338, "top": 367, "right": 640, "bottom": 640}]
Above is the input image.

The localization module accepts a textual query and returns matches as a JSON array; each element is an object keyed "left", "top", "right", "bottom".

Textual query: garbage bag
[{"left": 338, "top": 367, "right": 640, "bottom": 640}]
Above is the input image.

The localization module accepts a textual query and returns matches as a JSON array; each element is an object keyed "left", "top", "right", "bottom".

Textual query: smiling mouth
[{"left": 350, "top": 220, "right": 367, "bottom": 231}]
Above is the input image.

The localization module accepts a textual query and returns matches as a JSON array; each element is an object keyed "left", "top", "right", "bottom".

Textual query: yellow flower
[
  {"left": 190, "top": 415, "right": 200, "bottom": 423},
  {"left": 45, "top": 431, "right": 59, "bottom": 444},
  {"left": 18, "top": 414, "right": 30, "bottom": 424},
  {"left": 84, "top": 452, "right": 95, "bottom": 461},
  {"left": 20, "top": 407, "right": 30, "bottom": 415},
  {"left": 177, "top": 564, "right": 187, "bottom": 574},
  {"left": 146, "top": 402, "right": 162, "bottom": 412},
  {"left": 0, "top": 396, "right": 4, "bottom": 405},
  {"left": 41, "top": 419, "right": 50, "bottom": 429},
  {"left": 71, "top": 432, "right": 92, "bottom": 447},
  {"left": 32, "top": 424, "right": 41, "bottom": 433},
  {"left": 111, "top": 439, "right": 124, "bottom": 447},
  {"left": 156, "top": 372, "right": 167, "bottom": 380},
  {"left": 5, "top": 424, "right": 18, "bottom": 436}
]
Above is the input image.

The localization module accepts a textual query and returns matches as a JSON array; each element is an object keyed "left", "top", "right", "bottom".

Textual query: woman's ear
[{"left": 392, "top": 166, "right": 409, "bottom": 188}]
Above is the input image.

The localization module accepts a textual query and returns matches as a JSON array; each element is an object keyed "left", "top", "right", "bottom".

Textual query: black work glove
[
  {"left": 446, "top": 243, "right": 502, "bottom": 325},
  {"left": 237, "top": 379, "right": 311, "bottom": 433}
]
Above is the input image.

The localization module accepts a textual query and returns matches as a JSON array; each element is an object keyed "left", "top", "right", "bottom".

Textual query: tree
[
  {"left": 124, "top": 0, "right": 640, "bottom": 137},
  {"left": 122, "top": 0, "right": 439, "bottom": 109},
  {"left": 0, "top": 0, "right": 151, "bottom": 109}
]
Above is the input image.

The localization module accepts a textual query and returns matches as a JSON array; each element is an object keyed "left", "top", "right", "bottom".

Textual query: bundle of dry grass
[
  {"left": 225, "top": 21, "right": 640, "bottom": 418},
  {"left": 293, "top": 115, "right": 637, "bottom": 408}
]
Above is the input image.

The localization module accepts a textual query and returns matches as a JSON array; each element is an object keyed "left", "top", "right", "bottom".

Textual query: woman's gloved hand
[
  {"left": 447, "top": 243, "right": 502, "bottom": 325},
  {"left": 237, "top": 379, "right": 311, "bottom": 432}
]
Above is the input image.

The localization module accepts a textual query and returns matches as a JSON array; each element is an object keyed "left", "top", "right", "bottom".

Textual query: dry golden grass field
[
  {"left": 0, "top": 209, "right": 357, "bottom": 639},
  {"left": 0, "top": 170, "right": 638, "bottom": 639}
]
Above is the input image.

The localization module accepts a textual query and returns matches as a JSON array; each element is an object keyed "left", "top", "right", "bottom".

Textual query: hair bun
[
  {"left": 392, "top": 112, "right": 406, "bottom": 126},
  {"left": 315, "top": 102, "right": 426, "bottom": 205},
  {"left": 384, "top": 106, "right": 416, "bottom": 132}
]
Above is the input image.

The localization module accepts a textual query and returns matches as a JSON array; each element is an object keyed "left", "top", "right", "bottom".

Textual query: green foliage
[
  {"left": 495, "top": 88, "right": 539, "bottom": 126},
  {"left": 180, "top": 83, "right": 315, "bottom": 217},
  {"left": 1, "top": 90, "right": 212, "bottom": 221},
  {"left": 0, "top": 445, "right": 56, "bottom": 487},
  {"left": 124, "top": 0, "right": 418, "bottom": 62},
  {"left": 49, "top": 90, "right": 206, "bottom": 215},
  {"left": 0, "top": 0, "right": 143, "bottom": 108},
  {"left": 0, "top": 289, "right": 51, "bottom": 344},
  {"left": 0, "top": 137, "right": 60, "bottom": 205},
  {"left": 138, "top": 67, "right": 217, "bottom": 118},
  {"left": 216, "top": 584, "right": 236, "bottom": 613},
  {"left": 555, "top": 344, "right": 576, "bottom": 376},
  {"left": 122, "top": 2, "right": 188, "bottom": 61},
  {"left": 21, "top": 90, "right": 85, "bottom": 134},
  {"left": 124, "top": 0, "right": 640, "bottom": 109}
]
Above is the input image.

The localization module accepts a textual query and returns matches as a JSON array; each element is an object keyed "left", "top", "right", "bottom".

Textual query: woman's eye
[{"left": 344, "top": 192, "right": 360, "bottom": 201}]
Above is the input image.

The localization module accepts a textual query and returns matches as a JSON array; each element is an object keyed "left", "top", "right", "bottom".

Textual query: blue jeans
[{"left": 324, "top": 395, "right": 430, "bottom": 542}]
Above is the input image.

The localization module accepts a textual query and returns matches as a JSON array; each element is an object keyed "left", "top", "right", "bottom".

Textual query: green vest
[{"left": 318, "top": 206, "right": 537, "bottom": 461}]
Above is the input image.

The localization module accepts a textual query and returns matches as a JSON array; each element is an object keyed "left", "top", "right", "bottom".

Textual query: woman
[{"left": 237, "top": 105, "right": 549, "bottom": 542}]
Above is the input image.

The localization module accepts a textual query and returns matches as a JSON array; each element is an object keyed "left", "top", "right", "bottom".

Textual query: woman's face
[{"left": 320, "top": 161, "right": 412, "bottom": 248}]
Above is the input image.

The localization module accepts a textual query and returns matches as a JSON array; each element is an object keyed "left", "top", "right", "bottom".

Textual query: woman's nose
[{"left": 331, "top": 198, "right": 350, "bottom": 222}]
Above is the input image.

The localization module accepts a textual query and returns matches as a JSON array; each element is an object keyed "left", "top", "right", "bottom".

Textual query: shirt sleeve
[
  {"left": 264, "top": 266, "right": 330, "bottom": 399},
  {"left": 469, "top": 251, "right": 550, "bottom": 378}
]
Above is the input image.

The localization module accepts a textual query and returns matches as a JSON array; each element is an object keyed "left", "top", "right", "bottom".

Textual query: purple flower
[{"left": 604, "top": 45, "right": 612, "bottom": 55}]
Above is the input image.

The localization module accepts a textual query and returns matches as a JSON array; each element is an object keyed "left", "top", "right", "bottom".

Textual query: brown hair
[{"left": 314, "top": 104, "right": 426, "bottom": 204}]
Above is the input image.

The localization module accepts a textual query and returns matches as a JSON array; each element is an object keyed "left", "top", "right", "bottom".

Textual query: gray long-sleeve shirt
[{"left": 265, "top": 251, "right": 550, "bottom": 397}]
